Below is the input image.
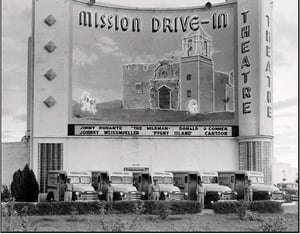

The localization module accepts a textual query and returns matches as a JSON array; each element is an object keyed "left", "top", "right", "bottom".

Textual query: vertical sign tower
[{"left": 237, "top": 0, "right": 273, "bottom": 184}]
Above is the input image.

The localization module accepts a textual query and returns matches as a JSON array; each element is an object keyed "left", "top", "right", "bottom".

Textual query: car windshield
[
  {"left": 69, "top": 176, "right": 80, "bottom": 184},
  {"left": 286, "top": 184, "right": 298, "bottom": 189},
  {"left": 80, "top": 176, "right": 91, "bottom": 184},
  {"left": 122, "top": 176, "right": 132, "bottom": 184},
  {"left": 111, "top": 176, "right": 122, "bottom": 184},
  {"left": 249, "top": 176, "right": 264, "bottom": 184},
  {"left": 153, "top": 177, "right": 163, "bottom": 184},
  {"left": 163, "top": 177, "right": 173, "bottom": 184},
  {"left": 202, "top": 176, "right": 218, "bottom": 184}
]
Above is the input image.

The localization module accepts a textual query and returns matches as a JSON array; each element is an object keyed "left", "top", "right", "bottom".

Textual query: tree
[
  {"left": 10, "top": 169, "right": 22, "bottom": 200},
  {"left": 10, "top": 164, "right": 39, "bottom": 202}
]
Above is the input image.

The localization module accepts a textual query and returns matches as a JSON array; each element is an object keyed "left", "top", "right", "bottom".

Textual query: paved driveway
[{"left": 282, "top": 202, "right": 298, "bottom": 214}]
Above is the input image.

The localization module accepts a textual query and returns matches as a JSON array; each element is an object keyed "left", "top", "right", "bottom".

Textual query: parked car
[{"left": 277, "top": 182, "right": 298, "bottom": 201}]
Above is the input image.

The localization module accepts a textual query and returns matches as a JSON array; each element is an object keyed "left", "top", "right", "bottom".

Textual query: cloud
[
  {"left": 13, "top": 113, "right": 27, "bottom": 122},
  {"left": 73, "top": 48, "right": 99, "bottom": 66},
  {"left": 96, "top": 36, "right": 126, "bottom": 57},
  {"left": 274, "top": 111, "right": 298, "bottom": 118},
  {"left": 163, "top": 50, "right": 182, "bottom": 61},
  {"left": 273, "top": 97, "right": 298, "bottom": 110}
]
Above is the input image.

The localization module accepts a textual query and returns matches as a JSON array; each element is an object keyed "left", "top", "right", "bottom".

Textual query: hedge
[
  {"left": 2, "top": 200, "right": 200, "bottom": 216},
  {"left": 212, "top": 200, "right": 283, "bottom": 214}
]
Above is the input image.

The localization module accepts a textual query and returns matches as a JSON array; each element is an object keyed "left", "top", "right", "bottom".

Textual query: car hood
[
  {"left": 203, "top": 184, "right": 232, "bottom": 192},
  {"left": 252, "top": 184, "right": 279, "bottom": 192},
  {"left": 73, "top": 184, "right": 96, "bottom": 193},
  {"left": 111, "top": 184, "right": 138, "bottom": 193},
  {"left": 159, "top": 184, "right": 181, "bottom": 193}
]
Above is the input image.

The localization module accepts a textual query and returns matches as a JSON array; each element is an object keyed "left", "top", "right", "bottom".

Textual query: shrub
[
  {"left": 157, "top": 202, "right": 171, "bottom": 220},
  {"left": 10, "top": 164, "right": 39, "bottom": 202},
  {"left": 212, "top": 201, "right": 245, "bottom": 214},
  {"left": 259, "top": 216, "right": 287, "bottom": 232},
  {"left": 247, "top": 201, "right": 283, "bottom": 213},
  {"left": 236, "top": 202, "right": 247, "bottom": 220},
  {"left": 212, "top": 200, "right": 282, "bottom": 214},
  {"left": 1, "top": 185, "right": 11, "bottom": 201},
  {"left": 4, "top": 200, "right": 201, "bottom": 216}
]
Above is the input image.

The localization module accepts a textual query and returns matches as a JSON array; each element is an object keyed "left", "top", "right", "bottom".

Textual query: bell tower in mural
[{"left": 180, "top": 28, "right": 214, "bottom": 114}]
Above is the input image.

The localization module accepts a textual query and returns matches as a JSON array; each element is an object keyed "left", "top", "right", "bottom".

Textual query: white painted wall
[{"left": 32, "top": 137, "right": 239, "bottom": 177}]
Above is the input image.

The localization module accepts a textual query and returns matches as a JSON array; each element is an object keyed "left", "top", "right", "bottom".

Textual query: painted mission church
[{"left": 122, "top": 26, "right": 234, "bottom": 114}]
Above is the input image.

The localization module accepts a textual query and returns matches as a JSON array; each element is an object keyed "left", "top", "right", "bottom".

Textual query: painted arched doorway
[{"left": 158, "top": 86, "right": 171, "bottom": 110}]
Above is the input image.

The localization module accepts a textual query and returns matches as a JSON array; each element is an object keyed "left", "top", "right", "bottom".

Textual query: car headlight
[
  {"left": 268, "top": 191, "right": 272, "bottom": 195},
  {"left": 75, "top": 191, "right": 80, "bottom": 196},
  {"left": 98, "top": 192, "right": 102, "bottom": 195},
  {"left": 164, "top": 192, "right": 168, "bottom": 195},
  {"left": 120, "top": 192, "right": 123, "bottom": 196},
  {"left": 141, "top": 192, "right": 146, "bottom": 196},
  {"left": 184, "top": 192, "right": 188, "bottom": 196},
  {"left": 234, "top": 192, "right": 238, "bottom": 195},
  {"left": 218, "top": 192, "right": 222, "bottom": 196}
]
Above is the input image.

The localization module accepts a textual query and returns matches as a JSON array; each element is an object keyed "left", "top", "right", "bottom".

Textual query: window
[
  {"left": 187, "top": 74, "right": 192, "bottom": 80},
  {"left": 38, "top": 143, "right": 63, "bottom": 193},
  {"left": 135, "top": 82, "right": 143, "bottom": 94},
  {"left": 122, "top": 177, "right": 133, "bottom": 184},
  {"left": 111, "top": 176, "right": 122, "bottom": 184},
  {"left": 187, "top": 90, "right": 192, "bottom": 98},
  {"left": 80, "top": 176, "right": 91, "bottom": 184},
  {"left": 143, "top": 65, "right": 149, "bottom": 71}
]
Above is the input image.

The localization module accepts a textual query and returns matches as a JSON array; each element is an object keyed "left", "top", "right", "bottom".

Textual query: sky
[{"left": 2, "top": 0, "right": 298, "bottom": 168}]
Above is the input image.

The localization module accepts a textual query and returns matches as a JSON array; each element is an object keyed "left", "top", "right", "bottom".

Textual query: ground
[{"left": 2, "top": 212, "right": 298, "bottom": 232}]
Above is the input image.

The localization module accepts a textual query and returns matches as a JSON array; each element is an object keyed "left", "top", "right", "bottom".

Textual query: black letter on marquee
[
  {"left": 243, "top": 102, "right": 252, "bottom": 114},
  {"left": 100, "top": 14, "right": 106, "bottom": 28},
  {"left": 163, "top": 17, "right": 173, "bottom": 32},
  {"left": 190, "top": 16, "right": 200, "bottom": 31},
  {"left": 241, "top": 10, "right": 249, "bottom": 24},
  {"left": 266, "top": 76, "right": 271, "bottom": 88},
  {"left": 241, "top": 41, "right": 250, "bottom": 53},
  {"left": 265, "top": 61, "right": 271, "bottom": 73},
  {"left": 152, "top": 17, "right": 160, "bottom": 33},
  {"left": 242, "top": 87, "right": 252, "bottom": 99},
  {"left": 266, "top": 15, "right": 270, "bottom": 27},
  {"left": 242, "top": 71, "right": 250, "bottom": 83},
  {"left": 79, "top": 11, "right": 92, "bottom": 27},
  {"left": 213, "top": 13, "right": 227, "bottom": 29},
  {"left": 266, "top": 45, "right": 271, "bottom": 57},
  {"left": 267, "top": 106, "right": 272, "bottom": 118},
  {"left": 241, "top": 25, "right": 250, "bottom": 38},
  {"left": 180, "top": 16, "right": 190, "bottom": 32},
  {"left": 120, "top": 17, "right": 129, "bottom": 31},
  {"left": 267, "top": 91, "right": 272, "bottom": 103},
  {"left": 132, "top": 17, "right": 141, "bottom": 32},
  {"left": 107, "top": 15, "right": 113, "bottom": 29},
  {"left": 241, "top": 56, "right": 251, "bottom": 69}
]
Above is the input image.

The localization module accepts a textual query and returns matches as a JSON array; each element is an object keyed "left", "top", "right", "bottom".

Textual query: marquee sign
[
  {"left": 71, "top": 1, "right": 238, "bottom": 126},
  {"left": 68, "top": 125, "right": 238, "bottom": 137}
]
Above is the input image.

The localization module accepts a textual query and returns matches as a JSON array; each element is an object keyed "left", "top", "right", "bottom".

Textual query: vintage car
[
  {"left": 277, "top": 182, "right": 298, "bottom": 201},
  {"left": 46, "top": 171, "right": 99, "bottom": 201},
  {"left": 218, "top": 170, "right": 280, "bottom": 201},
  {"left": 171, "top": 171, "right": 237, "bottom": 208},
  {"left": 91, "top": 171, "right": 142, "bottom": 201}
]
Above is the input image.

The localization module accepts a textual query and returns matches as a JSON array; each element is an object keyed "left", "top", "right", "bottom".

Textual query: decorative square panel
[
  {"left": 44, "top": 41, "right": 56, "bottom": 53},
  {"left": 44, "top": 69, "right": 56, "bottom": 81},
  {"left": 44, "top": 14, "right": 56, "bottom": 26},
  {"left": 44, "top": 96, "right": 56, "bottom": 108}
]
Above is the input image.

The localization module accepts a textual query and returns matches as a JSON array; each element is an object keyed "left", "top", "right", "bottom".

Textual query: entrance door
[
  {"left": 159, "top": 86, "right": 171, "bottom": 109},
  {"left": 188, "top": 174, "right": 198, "bottom": 200}
]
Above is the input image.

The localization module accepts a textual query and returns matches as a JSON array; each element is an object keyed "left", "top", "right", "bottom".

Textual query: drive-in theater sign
[{"left": 28, "top": 0, "right": 274, "bottom": 191}]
